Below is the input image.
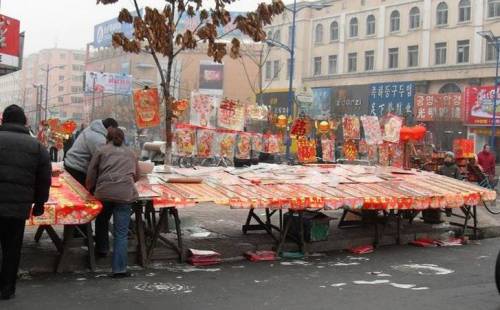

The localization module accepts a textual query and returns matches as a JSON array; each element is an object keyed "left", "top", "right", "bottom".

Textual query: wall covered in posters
[
  {"left": 414, "top": 93, "right": 463, "bottom": 122},
  {"left": 331, "top": 85, "right": 370, "bottom": 118},
  {"left": 369, "top": 82, "right": 415, "bottom": 117},
  {"left": 464, "top": 86, "right": 500, "bottom": 126}
]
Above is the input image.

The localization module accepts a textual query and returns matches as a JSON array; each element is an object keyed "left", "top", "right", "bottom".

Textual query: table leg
[
  {"left": 34, "top": 226, "right": 46, "bottom": 242},
  {"left": 396, "top": 211, "right": 401, "bottom": 245},
  {"left": 276, "top": 211, "right": 293, "bottom": 255},
  {"left": 473, "top": 205, "right": 478, "bottom": 239},
  {"left": 171, "top": 208, "right": 185, "bottom": 263},
  {"left": 134, "top": 206, "right": 147, "bottom": 267},
  {"left": 147, "top": 208, "right": 168, "bottom": 261},
  {"left": 242, "top": 209, "right": 254, "bottom": 234},
  {"left": 56, "top": 225, "right": 75, "bottom": 273},
  {"left": 86, "top": 223, "right": 96, "bottom": 272}
]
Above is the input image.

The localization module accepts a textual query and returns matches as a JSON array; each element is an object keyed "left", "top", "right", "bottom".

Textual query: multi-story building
[
  {"left": 0, "top": 48, "right": 86, "bottom": 126},
  {"left": 263, "top": 0, "right": 500, "bottom": 151},
  {"left": 20, "top": 48, "right": 86, "bottom": 125}
]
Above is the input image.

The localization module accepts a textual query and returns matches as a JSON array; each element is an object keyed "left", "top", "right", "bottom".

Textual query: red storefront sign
[
  {"left": 0, "top": 15, "right": 20, "bottom": 68},
  {"left": 465, "top": 86, "right": 500, "bottom": 126},
  {"left": 414, "top": 93, "right": 463, "bottom": 121}
]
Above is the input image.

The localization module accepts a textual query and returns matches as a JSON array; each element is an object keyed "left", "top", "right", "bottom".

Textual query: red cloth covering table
[{"left": 30, "top": 172, "right": 102, "bottom": 272}]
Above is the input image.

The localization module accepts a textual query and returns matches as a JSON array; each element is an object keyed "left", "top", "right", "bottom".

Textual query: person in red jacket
[{"left": 477, "top": 144, "right": 496, "bottom": 182}]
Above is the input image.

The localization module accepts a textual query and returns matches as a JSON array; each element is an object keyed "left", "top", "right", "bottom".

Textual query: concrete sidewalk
[{"left": 16, "top": 201, "right": 500, "bottom": 274}]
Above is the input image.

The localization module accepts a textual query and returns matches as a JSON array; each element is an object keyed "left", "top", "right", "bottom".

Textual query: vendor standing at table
[
  {"left": 0, "top": 105, "right": 51, "bottom": 300},
  {"left": 64, "top": 118, "right": 118, "bottom": 236},
  {"left": 86, "top": 127, "right": 139, "bottom": 278}
]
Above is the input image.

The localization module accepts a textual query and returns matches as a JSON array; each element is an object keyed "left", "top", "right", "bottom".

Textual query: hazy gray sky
[{"left": 2, "top": 0, "right": 297, "bottom": 56}]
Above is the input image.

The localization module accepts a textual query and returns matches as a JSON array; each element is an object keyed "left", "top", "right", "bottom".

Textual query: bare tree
[{"left": 96, "top": 0, "right": 285, "bottom": 154}]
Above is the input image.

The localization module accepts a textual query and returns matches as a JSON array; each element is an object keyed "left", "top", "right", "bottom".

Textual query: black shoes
[{"left": 110, "top": 272, "right": 132, "bottom": 279}]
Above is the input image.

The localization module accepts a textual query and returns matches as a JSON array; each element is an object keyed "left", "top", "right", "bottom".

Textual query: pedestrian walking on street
[
  {"left": 86, "top": 127, "right": 139, "bottom": 278},
  {"left": 477, "top": 144, "right": 497, "bottom": 186},
  {"left": 0, "top": 105, "right": 51, "bottom": 300}
]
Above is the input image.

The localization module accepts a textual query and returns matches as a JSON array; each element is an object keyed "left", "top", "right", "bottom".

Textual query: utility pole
[
  {"left": 44, "top": 64, "right": 49, "bottom": 121},
  {"left": 91, "top": 73, "right": 96, "bottom": 121}
]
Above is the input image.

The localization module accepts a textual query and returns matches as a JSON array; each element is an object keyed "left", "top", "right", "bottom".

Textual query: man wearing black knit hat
[{"left": 0, "top": 105, "right": 51, "bottom": 300}]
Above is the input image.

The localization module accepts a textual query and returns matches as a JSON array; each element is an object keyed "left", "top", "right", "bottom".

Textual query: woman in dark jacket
[{"left": 86, "top": 128, "right": 139, "bottom": 277}]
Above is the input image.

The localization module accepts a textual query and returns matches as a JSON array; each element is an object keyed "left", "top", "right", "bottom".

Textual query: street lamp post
[
  {"left": 478, "top": 30, "right": 500, "bottom": 150},
  {"left": 40, "top": 64, "right": 65, "bottom": 121},
  {"left": 266, "top": 0, "right": 330, "bottom": 162}
]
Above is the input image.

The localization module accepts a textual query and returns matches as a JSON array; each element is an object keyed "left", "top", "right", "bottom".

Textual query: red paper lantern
[{"left": 400, "top": 126, "right": 412, "bottom": 142}]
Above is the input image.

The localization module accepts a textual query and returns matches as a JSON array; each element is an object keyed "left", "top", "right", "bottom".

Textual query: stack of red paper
[
  {"left": 244, "top": 250, "right": 277, "bottom": 262},
  {"left": 188, "top": 249, "right": 222, "bottom": 266}
]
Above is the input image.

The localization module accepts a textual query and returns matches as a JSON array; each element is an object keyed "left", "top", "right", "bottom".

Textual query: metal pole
[
  {"left": 44, "top": 64, "right": 49, "bottom": 121},
  {"left": 91, "top": 75, "right": 96, "bottom": 121},
  {"left": 286, "top": 0, "right": 297, "bottom": 161},
  {"left": 35, "top": 86, "right": 40, "bottom": 128},
  {"left": 491, "top": 39, "right": 500, "bottom": 151}
]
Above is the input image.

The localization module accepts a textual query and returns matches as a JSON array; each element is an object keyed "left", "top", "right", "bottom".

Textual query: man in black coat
[{"left": 0, "top": 105, "right": 51, "bottom": 300}]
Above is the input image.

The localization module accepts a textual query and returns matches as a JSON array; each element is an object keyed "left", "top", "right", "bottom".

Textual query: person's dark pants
[
  {"left": 95, "top": 202, "right": 131, "bottom": 274},
  {"left": 0, "top": 217, "right": 26, "bottom": 297},
  {"left": 49, "top": 147, "right": 58, "bottom": 162},
  {"left": 64, "top": 165, "right": 90, "bottom": 237}
]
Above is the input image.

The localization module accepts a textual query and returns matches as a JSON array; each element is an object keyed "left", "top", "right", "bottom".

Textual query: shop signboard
[
  {"left": 84, "top": 71, "right": 133, "bottom": 95},
  {"left": 299, "top": 87, "right": 332, "bottom": 120},
  {"left": 464, "top": 86, "right": 500, "bottom": 126},
  {"left": 256, "top": 91, "right": 293, "bottom": 116},
  {"left": 0, "top": 15, "right": 20, "bottom": 68},
  {"left": 331, "top": 85, "right": 370, "bottom": 117},
  {"left": 414, "top": 93, "right": 463, "bottom": 122},
  {"left": 369, "top": 82, "right": 415, "bottom": 117},
  {"left": 199, "top": 61, "right": 224, "bottom": 95},
  {"left": 93, "top": 13, "right": 139, "bottom": 48}
]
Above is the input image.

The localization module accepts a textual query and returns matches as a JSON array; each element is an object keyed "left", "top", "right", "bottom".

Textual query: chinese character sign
[
  {"left": 464, "top": 86, "right": 500, "bottom": 126},
  {"left": 133, "top": 88, "right": 161, "bottom": 129},
  {"left": 369, "top": 82, "right": 415, "bottom": 117},
  {"left": 414, "top": 93, "right": 463, "bottom": 121},
  {"left": 332, "top": 85, "right": 370, "bottom": 117}
]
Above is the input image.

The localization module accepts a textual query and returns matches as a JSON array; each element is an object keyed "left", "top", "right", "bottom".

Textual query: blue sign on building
[
  {"left": 93, "top": 14, "right": 138, "bottom": 48},
  {"left": 369, "top": 82, "right": 416, "bottom": 117}
]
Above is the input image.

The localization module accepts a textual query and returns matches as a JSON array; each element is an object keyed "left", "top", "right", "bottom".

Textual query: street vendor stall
[
  {"left": 31, "top": 169, "right": 102, "bottom": 272},
  {"left": 136, "top": 163, "right": 496, "bottom": 259}
]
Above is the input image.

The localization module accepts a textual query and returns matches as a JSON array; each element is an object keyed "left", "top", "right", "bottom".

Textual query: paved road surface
[{"left": 3, "top": 238, "right": 500, "bottom": 310}]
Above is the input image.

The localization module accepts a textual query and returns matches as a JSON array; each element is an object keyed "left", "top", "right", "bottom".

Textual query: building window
[
  {"left": 71, "top": 86, "right": 82, "bottom": 93},
  {"left": 58, "top": 86, "right": 64, "bottom": 92},
  {"left": 487, "top": 41, "right": 499, "bottom": 62},
  {"left": 436, "top": 2, "right": 448, "bottom": 25},
  {"left": 388, "top": 48, "right": 399, "bottom": 69},
  {"left": 71, "top": 96, "right": 83, "bottom": 104},
  {"left": 365, "top": 50, "right": 375, "bottom": 71},
  {"left": 439, "top": 83, "right": 462, "bottom": 93},
  {"left": 60, "top": 53, "right": 66, "bottom": 59},
  {"left": 390, "top": 10, "right": 400, "bottom": 32},
  {"left": 350, "top": 18, "right": 359, "bottom": 38},
  {"left": 366, "top": 15, "right": 376, "bottom": 35},
  {"left": 73, "top": 53, "right": 85, "bottom": 61},
  {"left": 273, "top": 30, "right": 281, "bottom": 42},
  {"left": 458, "top": 0, "right": 471, "bottom": 22},
  {"left": 59, "top": 75, "right": 64, "bottom": 81},
  {"left": 435, "top": 42, "right": 447, "bottom": 65},
  {"left": 457, "top": 40, "right": 470, "bottom": 63},
  {"left": 348, "top": 53, "right": 357, "bottom": 72},
  {"left": 315, "top": 24, "right": 324, "bottom": 44},
  {"left": 408, "top": 45, "right": 419, "bottom": 67},
  {"left": 273, "top": 60, "right": 280, "bottom": 79},
  {"left": 72, "top": 64, "right": 84, "bottom": 71},
  {"left": 58, "top": 96, "right": 64, "bottom": 103},
  {"left": 328, "top": 55, "right": 338, "bottom": 74},
  {"left": 313, "top": 57, "right": 322, "bottom": 76},
  {"left": 265, "top": 61, "right": 272, "bottom": 79},
  {"left": 488, "top": 0, "right": 500, "bottom": 18},
  {"left": 330, "top": 21, "right": 339, "bottom": 41},
  {"left": 409, "top": 7, "right": 421, "bottom": 29}
]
